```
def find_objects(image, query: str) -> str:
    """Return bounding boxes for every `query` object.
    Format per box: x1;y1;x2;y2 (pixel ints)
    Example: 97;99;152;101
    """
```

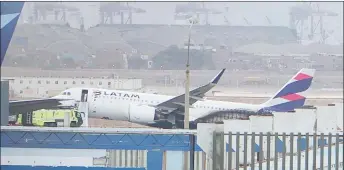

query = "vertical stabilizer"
261;68;316;112
1;2;24;65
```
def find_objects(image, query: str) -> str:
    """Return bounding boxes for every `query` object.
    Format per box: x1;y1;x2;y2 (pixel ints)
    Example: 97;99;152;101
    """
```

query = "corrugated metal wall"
107;150;147;168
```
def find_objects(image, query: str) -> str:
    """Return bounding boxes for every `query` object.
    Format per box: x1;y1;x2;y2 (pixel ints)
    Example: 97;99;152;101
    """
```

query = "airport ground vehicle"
14;109;83;127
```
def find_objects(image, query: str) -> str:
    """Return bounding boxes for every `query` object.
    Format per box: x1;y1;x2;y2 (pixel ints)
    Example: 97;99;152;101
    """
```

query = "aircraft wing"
154;69;226;113
9;98;65;114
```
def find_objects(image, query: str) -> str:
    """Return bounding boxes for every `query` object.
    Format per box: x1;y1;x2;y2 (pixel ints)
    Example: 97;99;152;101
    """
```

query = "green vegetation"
151;45;215;70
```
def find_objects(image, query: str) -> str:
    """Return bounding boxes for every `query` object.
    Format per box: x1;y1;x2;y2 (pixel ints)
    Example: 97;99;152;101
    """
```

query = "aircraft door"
81;89;88;102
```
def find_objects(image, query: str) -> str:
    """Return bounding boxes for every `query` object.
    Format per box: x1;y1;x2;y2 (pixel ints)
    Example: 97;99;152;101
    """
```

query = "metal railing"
221;132;343;170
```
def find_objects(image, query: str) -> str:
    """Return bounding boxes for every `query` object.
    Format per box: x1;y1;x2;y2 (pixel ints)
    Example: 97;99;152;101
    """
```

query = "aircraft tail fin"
210;68;226;84
261;68;316;112
1;2;24;65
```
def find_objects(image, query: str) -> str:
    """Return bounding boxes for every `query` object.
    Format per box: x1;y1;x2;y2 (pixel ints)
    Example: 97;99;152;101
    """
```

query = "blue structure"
3;127;335;170
1;127;199;151
1;127;200;170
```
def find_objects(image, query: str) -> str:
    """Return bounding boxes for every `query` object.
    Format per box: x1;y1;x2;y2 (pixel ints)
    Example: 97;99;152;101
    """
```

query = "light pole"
184;17;198;129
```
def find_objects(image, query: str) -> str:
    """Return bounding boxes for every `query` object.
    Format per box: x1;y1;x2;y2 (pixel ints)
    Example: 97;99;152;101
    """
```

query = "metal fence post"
251;132;256;170
189;134;195;170
297;133;301;170
312;133;317;170
320;133;324;169
327;133;332;170
259;132;263;170
243;132;248;170
212;131;224;170
274;133;278;170
282;133;286;170
228;132;232;170
236;132;240;170
267;132;271;170
305;133;309;170
290;133;294;170
335;133;339;170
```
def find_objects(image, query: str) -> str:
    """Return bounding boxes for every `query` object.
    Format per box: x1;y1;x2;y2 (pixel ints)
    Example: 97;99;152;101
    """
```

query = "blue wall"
147;151;163;170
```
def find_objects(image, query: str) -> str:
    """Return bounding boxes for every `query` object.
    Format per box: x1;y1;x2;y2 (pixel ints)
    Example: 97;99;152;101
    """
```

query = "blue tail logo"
261;68;316;112
1;2;24;65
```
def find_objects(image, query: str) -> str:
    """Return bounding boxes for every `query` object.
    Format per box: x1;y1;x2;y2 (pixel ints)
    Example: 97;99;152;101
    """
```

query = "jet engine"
128;104;156;124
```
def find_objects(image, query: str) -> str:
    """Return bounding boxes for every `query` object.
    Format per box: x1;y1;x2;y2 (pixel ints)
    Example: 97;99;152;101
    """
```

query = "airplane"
1;2;315;129
1;2;66;114
53;68;316;129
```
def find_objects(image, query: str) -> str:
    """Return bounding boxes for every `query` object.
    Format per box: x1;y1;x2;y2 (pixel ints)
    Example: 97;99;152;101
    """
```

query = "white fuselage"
62;88;263;125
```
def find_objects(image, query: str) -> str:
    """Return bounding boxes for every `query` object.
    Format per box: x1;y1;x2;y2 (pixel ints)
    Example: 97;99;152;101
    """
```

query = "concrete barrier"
317;106;338;133
334;103;343;131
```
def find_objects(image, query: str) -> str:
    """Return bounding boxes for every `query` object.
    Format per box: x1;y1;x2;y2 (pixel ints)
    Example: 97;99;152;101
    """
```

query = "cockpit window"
62;92;66;95
67;92;71;96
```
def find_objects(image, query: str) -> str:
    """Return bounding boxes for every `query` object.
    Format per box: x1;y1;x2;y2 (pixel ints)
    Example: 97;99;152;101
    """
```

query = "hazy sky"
21;2;343;44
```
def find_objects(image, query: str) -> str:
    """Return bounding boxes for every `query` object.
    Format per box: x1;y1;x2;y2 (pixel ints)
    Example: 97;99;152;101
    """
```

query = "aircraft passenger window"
38;80;41;84
81;81;85;84
46;81;50;84
72;81;76;84
20;90;23;94
108;82;111;85
55;81;58;84
29;80;32;84
64;81;67;84
20;80;23;84
99;82;102;85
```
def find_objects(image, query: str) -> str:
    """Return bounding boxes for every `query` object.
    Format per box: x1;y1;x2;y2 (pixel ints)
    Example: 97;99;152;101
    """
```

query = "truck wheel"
70;122;77;127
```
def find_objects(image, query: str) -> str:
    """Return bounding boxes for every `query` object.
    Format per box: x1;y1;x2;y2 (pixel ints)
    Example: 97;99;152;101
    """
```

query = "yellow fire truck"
14;109;83;127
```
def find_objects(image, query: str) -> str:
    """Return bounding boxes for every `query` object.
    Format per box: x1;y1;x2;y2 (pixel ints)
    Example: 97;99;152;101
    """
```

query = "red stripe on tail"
294;73;312;81
280;93;305;101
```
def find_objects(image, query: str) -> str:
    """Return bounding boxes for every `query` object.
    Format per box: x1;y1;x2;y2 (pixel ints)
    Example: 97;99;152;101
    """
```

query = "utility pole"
184;17;198;129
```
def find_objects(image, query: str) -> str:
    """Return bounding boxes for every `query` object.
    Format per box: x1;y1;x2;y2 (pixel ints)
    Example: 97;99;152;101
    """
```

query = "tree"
152;45;214;70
